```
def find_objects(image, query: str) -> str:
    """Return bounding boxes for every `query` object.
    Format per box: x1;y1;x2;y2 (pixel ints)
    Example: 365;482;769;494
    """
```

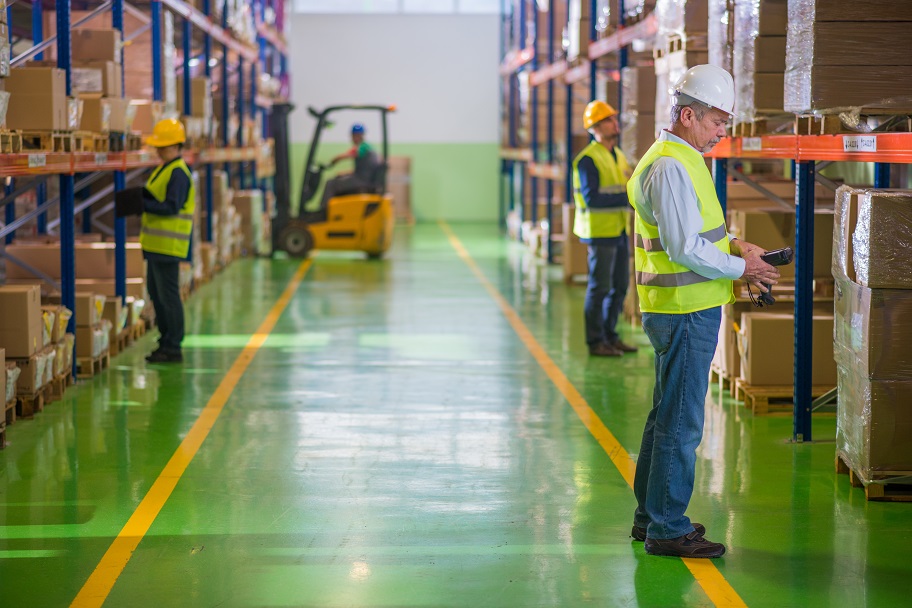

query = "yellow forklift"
270;103;396;259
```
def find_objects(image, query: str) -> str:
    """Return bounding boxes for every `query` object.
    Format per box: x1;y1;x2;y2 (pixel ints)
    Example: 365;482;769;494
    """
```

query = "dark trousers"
321;175;370;208
147;258;184;353
584;235;630;346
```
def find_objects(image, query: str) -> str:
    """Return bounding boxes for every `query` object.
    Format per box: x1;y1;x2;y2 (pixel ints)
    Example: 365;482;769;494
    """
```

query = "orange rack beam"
706;133;912;163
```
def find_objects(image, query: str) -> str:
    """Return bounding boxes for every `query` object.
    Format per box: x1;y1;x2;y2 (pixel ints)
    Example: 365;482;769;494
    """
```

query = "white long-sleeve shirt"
635;130;745;280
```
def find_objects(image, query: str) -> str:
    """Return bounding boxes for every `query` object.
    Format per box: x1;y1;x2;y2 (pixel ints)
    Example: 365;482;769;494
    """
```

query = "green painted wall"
290;143;499;222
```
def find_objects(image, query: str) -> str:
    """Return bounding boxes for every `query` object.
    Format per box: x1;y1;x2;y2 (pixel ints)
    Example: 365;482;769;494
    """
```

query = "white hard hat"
672;64;735;116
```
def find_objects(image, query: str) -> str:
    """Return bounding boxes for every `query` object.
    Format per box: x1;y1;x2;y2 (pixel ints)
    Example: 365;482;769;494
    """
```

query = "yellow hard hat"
145;118;186;148
582;100;618;130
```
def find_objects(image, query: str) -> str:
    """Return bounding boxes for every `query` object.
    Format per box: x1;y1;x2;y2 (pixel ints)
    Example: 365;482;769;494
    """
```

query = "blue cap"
351;123;366;135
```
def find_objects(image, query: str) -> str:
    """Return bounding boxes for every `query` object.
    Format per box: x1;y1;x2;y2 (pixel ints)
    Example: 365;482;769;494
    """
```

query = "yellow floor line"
439;222;747;608
71;260;313;608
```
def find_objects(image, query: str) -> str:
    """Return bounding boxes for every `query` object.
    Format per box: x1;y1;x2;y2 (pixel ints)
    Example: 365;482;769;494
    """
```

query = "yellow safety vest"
572;141;631;239
627;139;734;314
140;158;195;259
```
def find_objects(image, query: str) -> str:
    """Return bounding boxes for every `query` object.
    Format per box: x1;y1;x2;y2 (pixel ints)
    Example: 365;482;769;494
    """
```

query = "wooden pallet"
16;384;51;419
109;326;136;356
654;32;708;58
21;130;75;152
734;380;834;415
49;371;73;400
73;131;109;152
709;364;736;396
77;351;111;379
130;319;147;340
0;129;23;153
733;116;794;138
4;397;15;426
836;453;912;502
107;131;142;152
795;113;912;136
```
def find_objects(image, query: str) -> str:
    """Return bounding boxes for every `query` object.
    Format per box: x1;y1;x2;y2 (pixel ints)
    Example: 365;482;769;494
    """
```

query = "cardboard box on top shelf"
175;77;213;119
131;99;163;135
78;95;111;133
72;61;122;97
72;293;106;327
727;209;834;280
4;67;68;130
71;29;122;63
740;313;836;386
0;285;44;358
107;97;135;133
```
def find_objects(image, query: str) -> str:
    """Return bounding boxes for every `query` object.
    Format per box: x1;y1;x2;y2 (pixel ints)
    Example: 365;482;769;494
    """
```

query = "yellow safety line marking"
71;260;313;608
439;222;747;608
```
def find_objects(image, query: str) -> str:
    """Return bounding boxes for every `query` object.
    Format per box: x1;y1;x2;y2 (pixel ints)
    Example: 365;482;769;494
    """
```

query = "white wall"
288;14;500;145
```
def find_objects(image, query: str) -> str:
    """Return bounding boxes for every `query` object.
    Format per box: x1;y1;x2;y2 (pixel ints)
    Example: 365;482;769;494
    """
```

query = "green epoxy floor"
2;224;912;607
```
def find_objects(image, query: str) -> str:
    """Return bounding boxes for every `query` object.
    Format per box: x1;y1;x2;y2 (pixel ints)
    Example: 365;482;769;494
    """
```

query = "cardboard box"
78;95;111;132
0;285;44;358
175;77;213;119
750;73;785;112
107;97;135;133
75;323;108;358
754;36;787;73
621;66;657;112
785;66;912;114
131;99;163;134
14;352;45;394
73;60;122;96
0;348;5;407
757;0;788;35
740;313;837;386
71;28;122;63
852;190;912;289
102;298;127;334
562;204;589;281
76;278;146;301
834;277;912;380
4;67;68;130
728;209;834;279
833;186;860;283
796;0;912;22
74;293;106;327
4;242;145;280
837;364;912;481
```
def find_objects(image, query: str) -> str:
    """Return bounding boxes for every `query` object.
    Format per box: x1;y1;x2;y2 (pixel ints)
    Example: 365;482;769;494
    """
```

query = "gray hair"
670;97;712;126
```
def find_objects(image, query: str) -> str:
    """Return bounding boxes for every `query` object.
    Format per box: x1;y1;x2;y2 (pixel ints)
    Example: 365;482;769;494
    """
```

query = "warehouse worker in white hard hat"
572;100;638;357
626;65;780;558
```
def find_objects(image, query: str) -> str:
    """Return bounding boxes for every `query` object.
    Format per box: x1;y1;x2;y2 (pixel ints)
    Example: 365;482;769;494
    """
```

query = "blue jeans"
584;235;629;346
633;307;721;539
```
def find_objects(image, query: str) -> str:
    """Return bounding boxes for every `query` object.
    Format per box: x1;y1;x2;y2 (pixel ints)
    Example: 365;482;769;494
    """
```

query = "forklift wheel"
278;224;314;258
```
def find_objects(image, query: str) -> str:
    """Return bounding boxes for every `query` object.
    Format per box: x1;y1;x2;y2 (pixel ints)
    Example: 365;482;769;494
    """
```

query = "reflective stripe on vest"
571;142;630;239
140;158;196;259
626;139;734;314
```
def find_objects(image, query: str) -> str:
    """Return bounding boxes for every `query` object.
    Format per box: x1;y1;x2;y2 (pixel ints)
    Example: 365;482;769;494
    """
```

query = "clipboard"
114;187;145;217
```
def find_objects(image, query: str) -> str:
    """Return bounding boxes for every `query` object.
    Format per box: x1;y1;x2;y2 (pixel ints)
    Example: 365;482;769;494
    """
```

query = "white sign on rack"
28;154;46;168
843;136;877;153
742;137;762;152
95;153;108;165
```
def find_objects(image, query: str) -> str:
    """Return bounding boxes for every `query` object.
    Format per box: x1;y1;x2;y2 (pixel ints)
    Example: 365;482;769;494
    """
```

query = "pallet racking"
499;0;912;442
0;0;288;375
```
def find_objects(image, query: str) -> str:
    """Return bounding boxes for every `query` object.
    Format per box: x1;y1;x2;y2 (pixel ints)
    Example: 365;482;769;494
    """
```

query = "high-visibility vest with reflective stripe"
571;142;631;239
140;158;195;259
627;139;734;314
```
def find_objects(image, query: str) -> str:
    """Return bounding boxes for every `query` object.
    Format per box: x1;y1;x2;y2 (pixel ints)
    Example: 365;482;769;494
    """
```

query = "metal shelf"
707;133;912;163
161;0;258;62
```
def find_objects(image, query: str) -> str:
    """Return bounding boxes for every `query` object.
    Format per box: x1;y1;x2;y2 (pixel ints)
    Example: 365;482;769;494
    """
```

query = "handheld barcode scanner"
750;247;794;307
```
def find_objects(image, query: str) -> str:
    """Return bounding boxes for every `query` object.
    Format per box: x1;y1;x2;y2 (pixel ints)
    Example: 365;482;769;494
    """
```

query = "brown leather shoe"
611;339;639;353
631;523;705;542
644;531;726;558
589;342;623;357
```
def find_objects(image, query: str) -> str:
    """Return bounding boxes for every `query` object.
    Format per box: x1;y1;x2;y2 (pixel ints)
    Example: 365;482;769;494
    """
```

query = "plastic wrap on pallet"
41;309;55;348
836;361;912;485
57;307;73;340
707;0;732;73
0;90;9;127
655;0;708;38
853;189;912;289
733;0;788;122
834;276;912;380
5;364;20;403
55;342;67;377
0;40;9;78
64;333;75;370
833;185;864;282
785;0;912;113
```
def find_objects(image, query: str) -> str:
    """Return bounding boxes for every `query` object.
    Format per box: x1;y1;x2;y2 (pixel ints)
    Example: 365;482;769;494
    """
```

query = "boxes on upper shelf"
71;28;122;64
4;67;68;131
0;285;44;359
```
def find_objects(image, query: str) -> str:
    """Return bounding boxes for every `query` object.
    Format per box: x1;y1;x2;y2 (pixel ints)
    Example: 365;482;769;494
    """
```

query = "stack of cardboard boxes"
72;293;111;363
387;156;413;224
199;170;241;268
620;65;657;161
0;0;10;131
653;0;709;128
833;186;912;486
732;0;789;130
785;0;912;114
0;285;60;399
176;77;214;146
233;190;271;257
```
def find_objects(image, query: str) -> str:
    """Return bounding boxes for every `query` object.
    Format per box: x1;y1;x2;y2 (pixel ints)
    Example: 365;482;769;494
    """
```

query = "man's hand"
740;251;780;293
729;238;763;258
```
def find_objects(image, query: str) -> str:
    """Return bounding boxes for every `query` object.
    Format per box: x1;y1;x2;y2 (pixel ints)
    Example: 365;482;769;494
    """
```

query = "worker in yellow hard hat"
139;118;196;363
572;100;637;357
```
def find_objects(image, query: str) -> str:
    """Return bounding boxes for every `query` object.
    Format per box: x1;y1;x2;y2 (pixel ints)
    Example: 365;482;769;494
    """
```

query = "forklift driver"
321;123;382;206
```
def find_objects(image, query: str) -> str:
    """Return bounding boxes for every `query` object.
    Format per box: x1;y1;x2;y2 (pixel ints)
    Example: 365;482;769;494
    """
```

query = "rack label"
95;153;108;165
843;136;877;152
28;154;46;168
742;137;762;152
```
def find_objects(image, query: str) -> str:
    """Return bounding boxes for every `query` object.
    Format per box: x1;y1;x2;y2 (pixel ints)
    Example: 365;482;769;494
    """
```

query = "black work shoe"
611;339;639;353
589;342;623;357
631;523;705;542
644;531;726;558
146;350;183;363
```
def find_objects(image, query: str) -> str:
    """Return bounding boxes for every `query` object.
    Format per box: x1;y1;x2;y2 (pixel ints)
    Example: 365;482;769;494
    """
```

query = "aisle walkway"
1;224;910;607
